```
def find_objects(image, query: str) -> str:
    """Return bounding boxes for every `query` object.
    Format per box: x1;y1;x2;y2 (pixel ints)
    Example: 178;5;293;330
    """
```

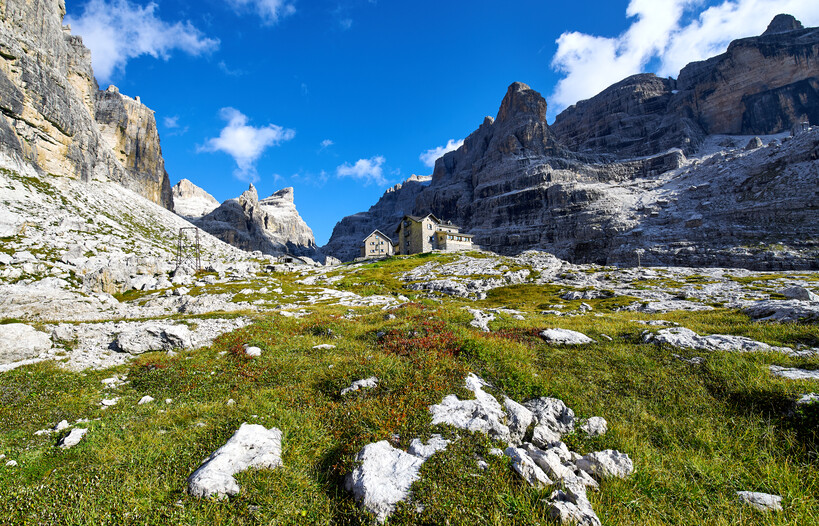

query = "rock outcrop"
0;0;173;210
172;179;220;219
550;74;704;157
325;17;819;270
552;14;819;157
95;86;173;209
195;184;323;260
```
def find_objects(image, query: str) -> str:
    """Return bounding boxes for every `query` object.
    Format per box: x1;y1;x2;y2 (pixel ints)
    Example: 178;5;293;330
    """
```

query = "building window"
427;223;432;229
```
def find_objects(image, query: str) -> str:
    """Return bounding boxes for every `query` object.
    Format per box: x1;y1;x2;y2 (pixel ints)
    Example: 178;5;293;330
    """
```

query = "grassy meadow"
0;254;817;525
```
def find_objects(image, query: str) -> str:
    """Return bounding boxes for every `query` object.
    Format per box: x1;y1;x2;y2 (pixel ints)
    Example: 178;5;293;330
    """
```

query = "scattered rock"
341;377;379;396
138;395;155;405
744;300;819;323
504;398;534;445
576;450;634;479
429;373;511;442
244;346;262;357
100;398;118;407
736;491;783;512
58;428;88;449
504;447;552;488
770;365;819;381
780;286;819;302
644;327;792;353
0;323;52;364
312;344;336;350
580;417;607;438
796;393;819;407
187;423;283;499
5;460;18;467
115;323;192;354
524;397;575;438
539;328;594;345
464;307;494;332
407;435;450;461
344;440;424;523
548;484;601;526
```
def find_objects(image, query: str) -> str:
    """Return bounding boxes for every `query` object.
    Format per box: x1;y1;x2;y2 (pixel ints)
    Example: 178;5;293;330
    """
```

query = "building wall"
361;232;394;258
436;232;475;252
396;217;474;255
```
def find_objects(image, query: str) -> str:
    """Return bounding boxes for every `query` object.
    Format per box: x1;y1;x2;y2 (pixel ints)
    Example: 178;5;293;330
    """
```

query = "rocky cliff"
95;86;173;209
324;16;819;269
551;14;819;158
0;0;173;210
172;178;220;219
195;184;324;260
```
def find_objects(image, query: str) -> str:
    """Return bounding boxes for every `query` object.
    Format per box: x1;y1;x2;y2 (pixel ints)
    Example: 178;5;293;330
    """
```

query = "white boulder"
580;417;608;438
736;491;782;512
504;447;552;488
429;374;510;442
0;323;52;364
540;329;594;345
344;440;424;523
58;428;88;449
576;450;634;479
188;423;283;499
407;434;450;461
341;377;379;396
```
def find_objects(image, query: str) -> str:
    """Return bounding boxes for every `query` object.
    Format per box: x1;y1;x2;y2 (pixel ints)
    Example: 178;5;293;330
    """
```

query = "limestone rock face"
172;179;220;219
674;18;819;136
325;17;819;269
0;0;173;210
553;16;818;156
94;86;173;209
551;74;705;157
196;184;322;260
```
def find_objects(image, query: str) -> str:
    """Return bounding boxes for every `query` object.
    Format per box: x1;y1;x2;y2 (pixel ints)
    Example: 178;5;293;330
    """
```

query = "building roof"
361;229;393;244
436;231;474;238
394;213;442;233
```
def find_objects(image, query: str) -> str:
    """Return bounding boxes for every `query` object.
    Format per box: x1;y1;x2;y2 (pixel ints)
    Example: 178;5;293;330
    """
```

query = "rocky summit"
194;184;327;262
172;179;221;219
325;17;819;269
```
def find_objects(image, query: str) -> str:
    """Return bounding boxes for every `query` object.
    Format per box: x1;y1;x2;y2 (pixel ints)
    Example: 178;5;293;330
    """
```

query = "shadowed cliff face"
552;14;819;158
325;17;819;270
0;0;173;210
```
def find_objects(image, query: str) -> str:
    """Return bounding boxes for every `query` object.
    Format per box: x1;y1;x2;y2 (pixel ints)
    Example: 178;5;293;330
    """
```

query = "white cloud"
226;0;296;25
336;156;387;186
199;108;295;182
163;116;179;129
321;139;334;148
65;0;218;83
550;0;819;112
419;139;464;168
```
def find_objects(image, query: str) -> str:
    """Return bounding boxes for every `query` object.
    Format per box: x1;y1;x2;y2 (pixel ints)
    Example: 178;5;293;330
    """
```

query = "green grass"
1;254;818;525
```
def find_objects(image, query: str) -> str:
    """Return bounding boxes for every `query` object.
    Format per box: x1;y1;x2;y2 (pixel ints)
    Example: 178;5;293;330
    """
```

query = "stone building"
360;230;394;259
394;214;475;255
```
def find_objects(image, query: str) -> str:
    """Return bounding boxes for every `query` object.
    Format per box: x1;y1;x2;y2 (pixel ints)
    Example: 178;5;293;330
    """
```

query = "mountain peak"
496;82;547;124
762;14;804;36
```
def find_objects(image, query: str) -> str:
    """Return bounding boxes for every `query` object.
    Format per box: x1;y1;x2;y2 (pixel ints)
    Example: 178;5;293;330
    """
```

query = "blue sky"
64;0;819;245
